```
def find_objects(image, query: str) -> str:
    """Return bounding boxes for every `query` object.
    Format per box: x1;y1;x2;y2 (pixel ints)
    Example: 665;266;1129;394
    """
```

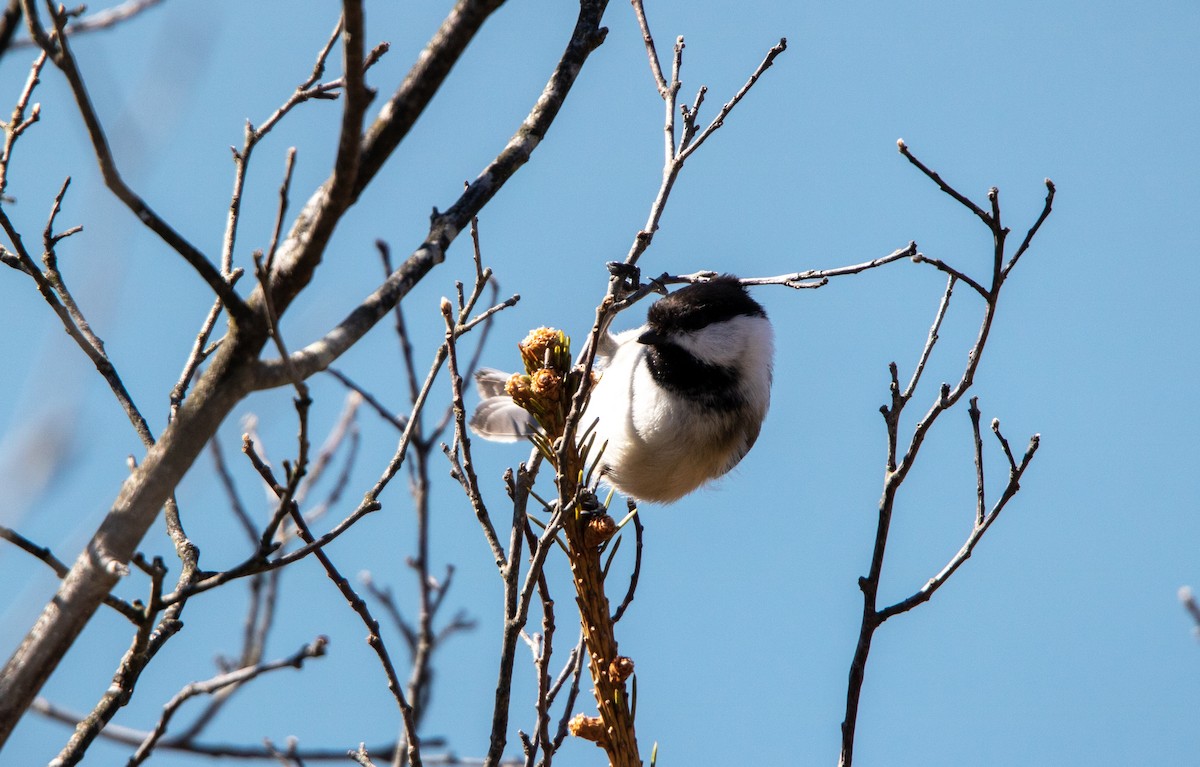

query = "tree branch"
838;143;1052;767
20;0;252;324
0;1;610;746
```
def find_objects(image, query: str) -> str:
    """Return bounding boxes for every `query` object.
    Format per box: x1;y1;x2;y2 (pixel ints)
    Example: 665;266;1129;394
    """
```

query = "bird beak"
637;329;666;345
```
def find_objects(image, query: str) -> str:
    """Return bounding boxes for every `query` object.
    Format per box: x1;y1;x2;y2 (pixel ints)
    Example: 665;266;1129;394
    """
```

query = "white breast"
581;317;773;503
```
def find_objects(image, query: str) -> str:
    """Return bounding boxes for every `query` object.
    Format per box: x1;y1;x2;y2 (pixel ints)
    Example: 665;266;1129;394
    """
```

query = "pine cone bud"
568;713;607;744
607;656;635;684
584;514;618;548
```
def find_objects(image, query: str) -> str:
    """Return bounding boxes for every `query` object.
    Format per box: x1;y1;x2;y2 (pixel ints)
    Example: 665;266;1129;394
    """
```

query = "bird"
470;275;773;503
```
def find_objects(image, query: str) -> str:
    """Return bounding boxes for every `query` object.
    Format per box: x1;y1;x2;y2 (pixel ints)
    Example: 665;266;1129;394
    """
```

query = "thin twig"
629;0;667;97
11;0;162;49
837;143;1051;767
0;47;46;196
23;0;251;323
876;429;1040;621
897;138;991;226
1004;178;1056;278
901;274;956;402
678;37;787;162
128;638;328;766
0;525;140;622
244;424;424;767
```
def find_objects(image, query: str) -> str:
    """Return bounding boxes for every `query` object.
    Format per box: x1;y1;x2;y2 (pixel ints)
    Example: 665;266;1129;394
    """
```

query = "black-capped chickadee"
470;276;773;503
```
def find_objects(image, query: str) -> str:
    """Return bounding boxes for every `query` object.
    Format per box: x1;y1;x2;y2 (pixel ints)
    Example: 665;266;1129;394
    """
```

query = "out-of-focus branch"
0;525;140;622
1180;587;1200;638
127;638;328;766
252;0;607;391
0;0;22;60
0;46;44;197
20;0;252;324
0;0;610;749
10;0;163;50
36;697;495;764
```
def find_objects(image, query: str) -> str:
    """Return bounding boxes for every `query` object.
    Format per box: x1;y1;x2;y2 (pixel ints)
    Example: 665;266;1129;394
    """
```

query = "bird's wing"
474;368;512;398
469;398;536;442
470;323;637;442
470;368;536;442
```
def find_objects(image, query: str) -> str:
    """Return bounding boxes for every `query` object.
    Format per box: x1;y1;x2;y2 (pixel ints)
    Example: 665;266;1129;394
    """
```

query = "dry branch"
0;0;611;747
837;144;1052;767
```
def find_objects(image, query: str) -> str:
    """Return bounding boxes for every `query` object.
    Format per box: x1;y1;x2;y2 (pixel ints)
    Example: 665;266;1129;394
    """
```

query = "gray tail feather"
469;397;536;442
474;368;512;398
470;368;536;441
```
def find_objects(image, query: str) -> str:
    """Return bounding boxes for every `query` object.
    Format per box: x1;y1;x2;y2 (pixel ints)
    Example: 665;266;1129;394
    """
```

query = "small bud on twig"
584;514;618;548
608;655;635;684
568;713;608;745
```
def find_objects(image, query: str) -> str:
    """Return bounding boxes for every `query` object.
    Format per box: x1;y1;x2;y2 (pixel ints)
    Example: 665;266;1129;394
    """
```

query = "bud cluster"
505;326;576;439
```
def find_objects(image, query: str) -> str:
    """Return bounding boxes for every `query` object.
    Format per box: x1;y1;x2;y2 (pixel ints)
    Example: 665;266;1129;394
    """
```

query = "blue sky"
1;1;1198;765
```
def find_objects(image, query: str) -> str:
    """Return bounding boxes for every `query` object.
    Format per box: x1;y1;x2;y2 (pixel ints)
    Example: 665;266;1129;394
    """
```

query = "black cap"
644;275;766;336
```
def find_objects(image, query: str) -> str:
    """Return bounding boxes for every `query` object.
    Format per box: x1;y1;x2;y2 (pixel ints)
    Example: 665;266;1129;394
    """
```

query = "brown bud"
607;656;635;684
568;713;607;745
504;373;533;403
518;327;562;373
584;514;618;548
530;368;561;399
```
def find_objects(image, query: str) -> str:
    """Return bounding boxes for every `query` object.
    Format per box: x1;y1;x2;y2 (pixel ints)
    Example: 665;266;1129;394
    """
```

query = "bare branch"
901;274;956;402
128;638;328;766
11;0;162;49
629;0;667;97
442;293;508;571
877;428;1040;621
911;252;989;298
0;525;141;622
36;698;475;763
897;138;991;226
736;242;919;288
327;367;408;431
0;203;155;447
838;145;1053;767
678;37;787;161
970;397;986;526
1004;178;1056;278
21;0;251;323
0;47;45;196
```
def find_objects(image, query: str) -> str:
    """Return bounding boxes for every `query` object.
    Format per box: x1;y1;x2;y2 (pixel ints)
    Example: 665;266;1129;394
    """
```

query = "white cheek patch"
672;315;774;370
